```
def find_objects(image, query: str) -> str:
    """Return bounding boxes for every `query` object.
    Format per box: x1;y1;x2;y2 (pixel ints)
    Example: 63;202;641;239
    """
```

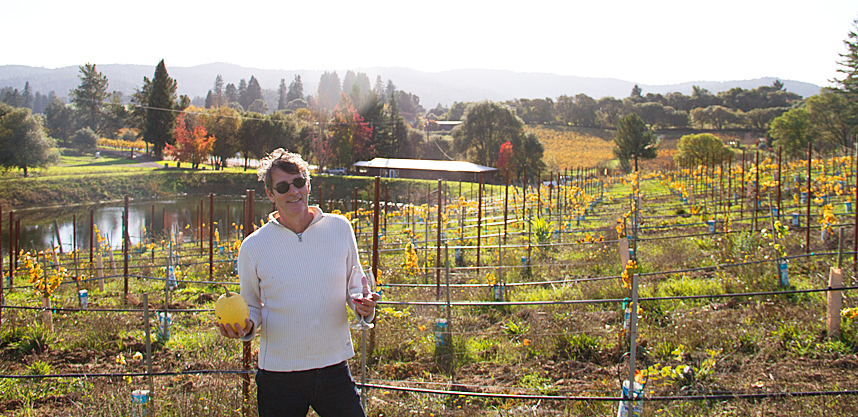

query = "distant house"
425;120;462;132
352;158;497;182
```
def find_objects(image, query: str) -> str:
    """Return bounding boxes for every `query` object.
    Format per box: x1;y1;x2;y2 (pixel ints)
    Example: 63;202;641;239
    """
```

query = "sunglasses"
273;177;307;194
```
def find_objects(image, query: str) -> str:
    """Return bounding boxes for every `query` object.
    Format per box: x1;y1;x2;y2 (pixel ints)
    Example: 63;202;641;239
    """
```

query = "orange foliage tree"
166;113;216;169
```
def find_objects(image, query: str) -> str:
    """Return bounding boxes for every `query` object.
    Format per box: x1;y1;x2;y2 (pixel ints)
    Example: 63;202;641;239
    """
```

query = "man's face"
265;167;310;219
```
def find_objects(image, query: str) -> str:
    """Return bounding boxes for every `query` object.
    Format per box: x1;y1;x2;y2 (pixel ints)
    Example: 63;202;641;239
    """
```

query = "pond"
1;194;278;258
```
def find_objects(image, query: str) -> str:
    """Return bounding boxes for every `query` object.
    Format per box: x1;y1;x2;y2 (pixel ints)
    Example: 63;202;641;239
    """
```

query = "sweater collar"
267;206;324;229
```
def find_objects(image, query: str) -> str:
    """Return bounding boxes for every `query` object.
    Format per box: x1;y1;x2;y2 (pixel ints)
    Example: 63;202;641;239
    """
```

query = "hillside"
1;63;823;108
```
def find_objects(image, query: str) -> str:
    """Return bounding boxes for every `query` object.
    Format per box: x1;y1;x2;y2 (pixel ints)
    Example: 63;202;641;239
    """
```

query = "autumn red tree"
166;113;215;169
327;98;373;168
497;140;516;175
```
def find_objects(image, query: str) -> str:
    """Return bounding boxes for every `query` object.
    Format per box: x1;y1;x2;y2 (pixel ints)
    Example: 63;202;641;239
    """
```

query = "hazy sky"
3;0;857;87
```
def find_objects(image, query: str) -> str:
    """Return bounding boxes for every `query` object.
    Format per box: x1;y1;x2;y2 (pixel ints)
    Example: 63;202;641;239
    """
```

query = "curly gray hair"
257;148;311;192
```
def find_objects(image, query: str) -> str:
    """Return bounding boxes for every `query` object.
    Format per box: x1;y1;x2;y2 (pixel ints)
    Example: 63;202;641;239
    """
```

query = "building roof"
352;158;497;173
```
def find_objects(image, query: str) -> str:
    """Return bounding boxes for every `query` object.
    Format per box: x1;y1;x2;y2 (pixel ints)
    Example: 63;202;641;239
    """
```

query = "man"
217;148;379;416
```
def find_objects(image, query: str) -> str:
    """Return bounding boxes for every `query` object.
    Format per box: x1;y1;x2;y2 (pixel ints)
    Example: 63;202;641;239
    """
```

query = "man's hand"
217;319;254;338
353;293;380;318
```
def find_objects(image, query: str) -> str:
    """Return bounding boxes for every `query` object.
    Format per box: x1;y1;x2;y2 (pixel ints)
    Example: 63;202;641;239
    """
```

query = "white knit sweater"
238;206;368;372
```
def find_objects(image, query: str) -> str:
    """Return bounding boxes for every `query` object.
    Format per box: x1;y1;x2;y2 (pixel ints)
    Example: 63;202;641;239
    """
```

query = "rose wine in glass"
351;270;375;330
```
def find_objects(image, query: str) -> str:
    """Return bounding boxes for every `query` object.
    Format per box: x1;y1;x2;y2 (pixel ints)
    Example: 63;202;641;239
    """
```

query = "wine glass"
350;269;375;330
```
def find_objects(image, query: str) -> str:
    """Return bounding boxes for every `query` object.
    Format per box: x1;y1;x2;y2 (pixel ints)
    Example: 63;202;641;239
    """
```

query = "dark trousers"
256;361;365;417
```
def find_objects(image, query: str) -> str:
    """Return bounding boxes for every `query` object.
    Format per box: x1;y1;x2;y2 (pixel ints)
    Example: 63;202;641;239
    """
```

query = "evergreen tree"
205;90;214;108
33;91;49;114
385;80;396;101
213;74;224;107
102;92;128;138
286;75;303;103
374;76;385;104
70;63;109;134
362;92;389;156
278;78;288;111
242;76;264;110
832;15;858;128
612;113;658;172
43;95;74;145
128;78;151;144
2;89;20;107
238;79;248;107
317;72;341;113
145;60;178;159
21;82;34;110
342;71;357;95
225;83;238;105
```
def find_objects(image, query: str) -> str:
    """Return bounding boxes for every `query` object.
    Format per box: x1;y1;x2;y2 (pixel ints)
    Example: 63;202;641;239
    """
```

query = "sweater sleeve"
238;232;263;342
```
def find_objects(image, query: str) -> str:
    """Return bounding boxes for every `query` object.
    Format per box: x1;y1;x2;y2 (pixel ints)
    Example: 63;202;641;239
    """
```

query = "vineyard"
2;147;858;416
529;126;615;172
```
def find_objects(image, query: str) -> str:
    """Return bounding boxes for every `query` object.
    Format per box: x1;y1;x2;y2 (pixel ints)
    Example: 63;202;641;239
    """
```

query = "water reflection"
2;195;276;257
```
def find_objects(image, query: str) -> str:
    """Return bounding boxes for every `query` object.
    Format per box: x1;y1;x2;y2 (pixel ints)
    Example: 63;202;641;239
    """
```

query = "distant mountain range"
0;63;824;108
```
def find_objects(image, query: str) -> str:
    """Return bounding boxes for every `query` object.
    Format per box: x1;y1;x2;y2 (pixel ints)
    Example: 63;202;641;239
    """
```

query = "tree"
497;140;515;175
316;72;342;113
805;92;853;149
70;63;109;134
213;74;224;108
145;60;178;159
769;108;817;158
515;131;545;180
286;75;304;103
237;112;301;168
102;92;128;138
690;86;719;109
248;98;269;114
225;83;239;105
745;107;788;130
241;76;264;110
452;101;525;167
442;101;469;121
831;15;858;128
43;95;74;145
0;103;59;176
327;99;373;167
633;102;667;128
278;79;288;111
666;92;692;112
342;71;357;96
673;133;733;168
385;80;396;102
71;127;99;152
373;76;386;103
166;112;215;169
2;88;21;107
200;106;241;169
21;82;34;110
596;97;625;128
613;113;658;172
629;84;644;103
33;91;50;115
692;105;740;130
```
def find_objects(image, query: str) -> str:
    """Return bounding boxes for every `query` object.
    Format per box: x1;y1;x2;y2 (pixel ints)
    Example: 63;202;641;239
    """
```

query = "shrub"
72;127;99;152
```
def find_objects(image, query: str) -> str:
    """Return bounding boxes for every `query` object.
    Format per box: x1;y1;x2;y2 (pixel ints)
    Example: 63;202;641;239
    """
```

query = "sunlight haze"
2;0;857;87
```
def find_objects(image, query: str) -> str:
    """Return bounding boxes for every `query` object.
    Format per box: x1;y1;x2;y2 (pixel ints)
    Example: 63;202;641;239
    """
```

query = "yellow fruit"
215;290;249;329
